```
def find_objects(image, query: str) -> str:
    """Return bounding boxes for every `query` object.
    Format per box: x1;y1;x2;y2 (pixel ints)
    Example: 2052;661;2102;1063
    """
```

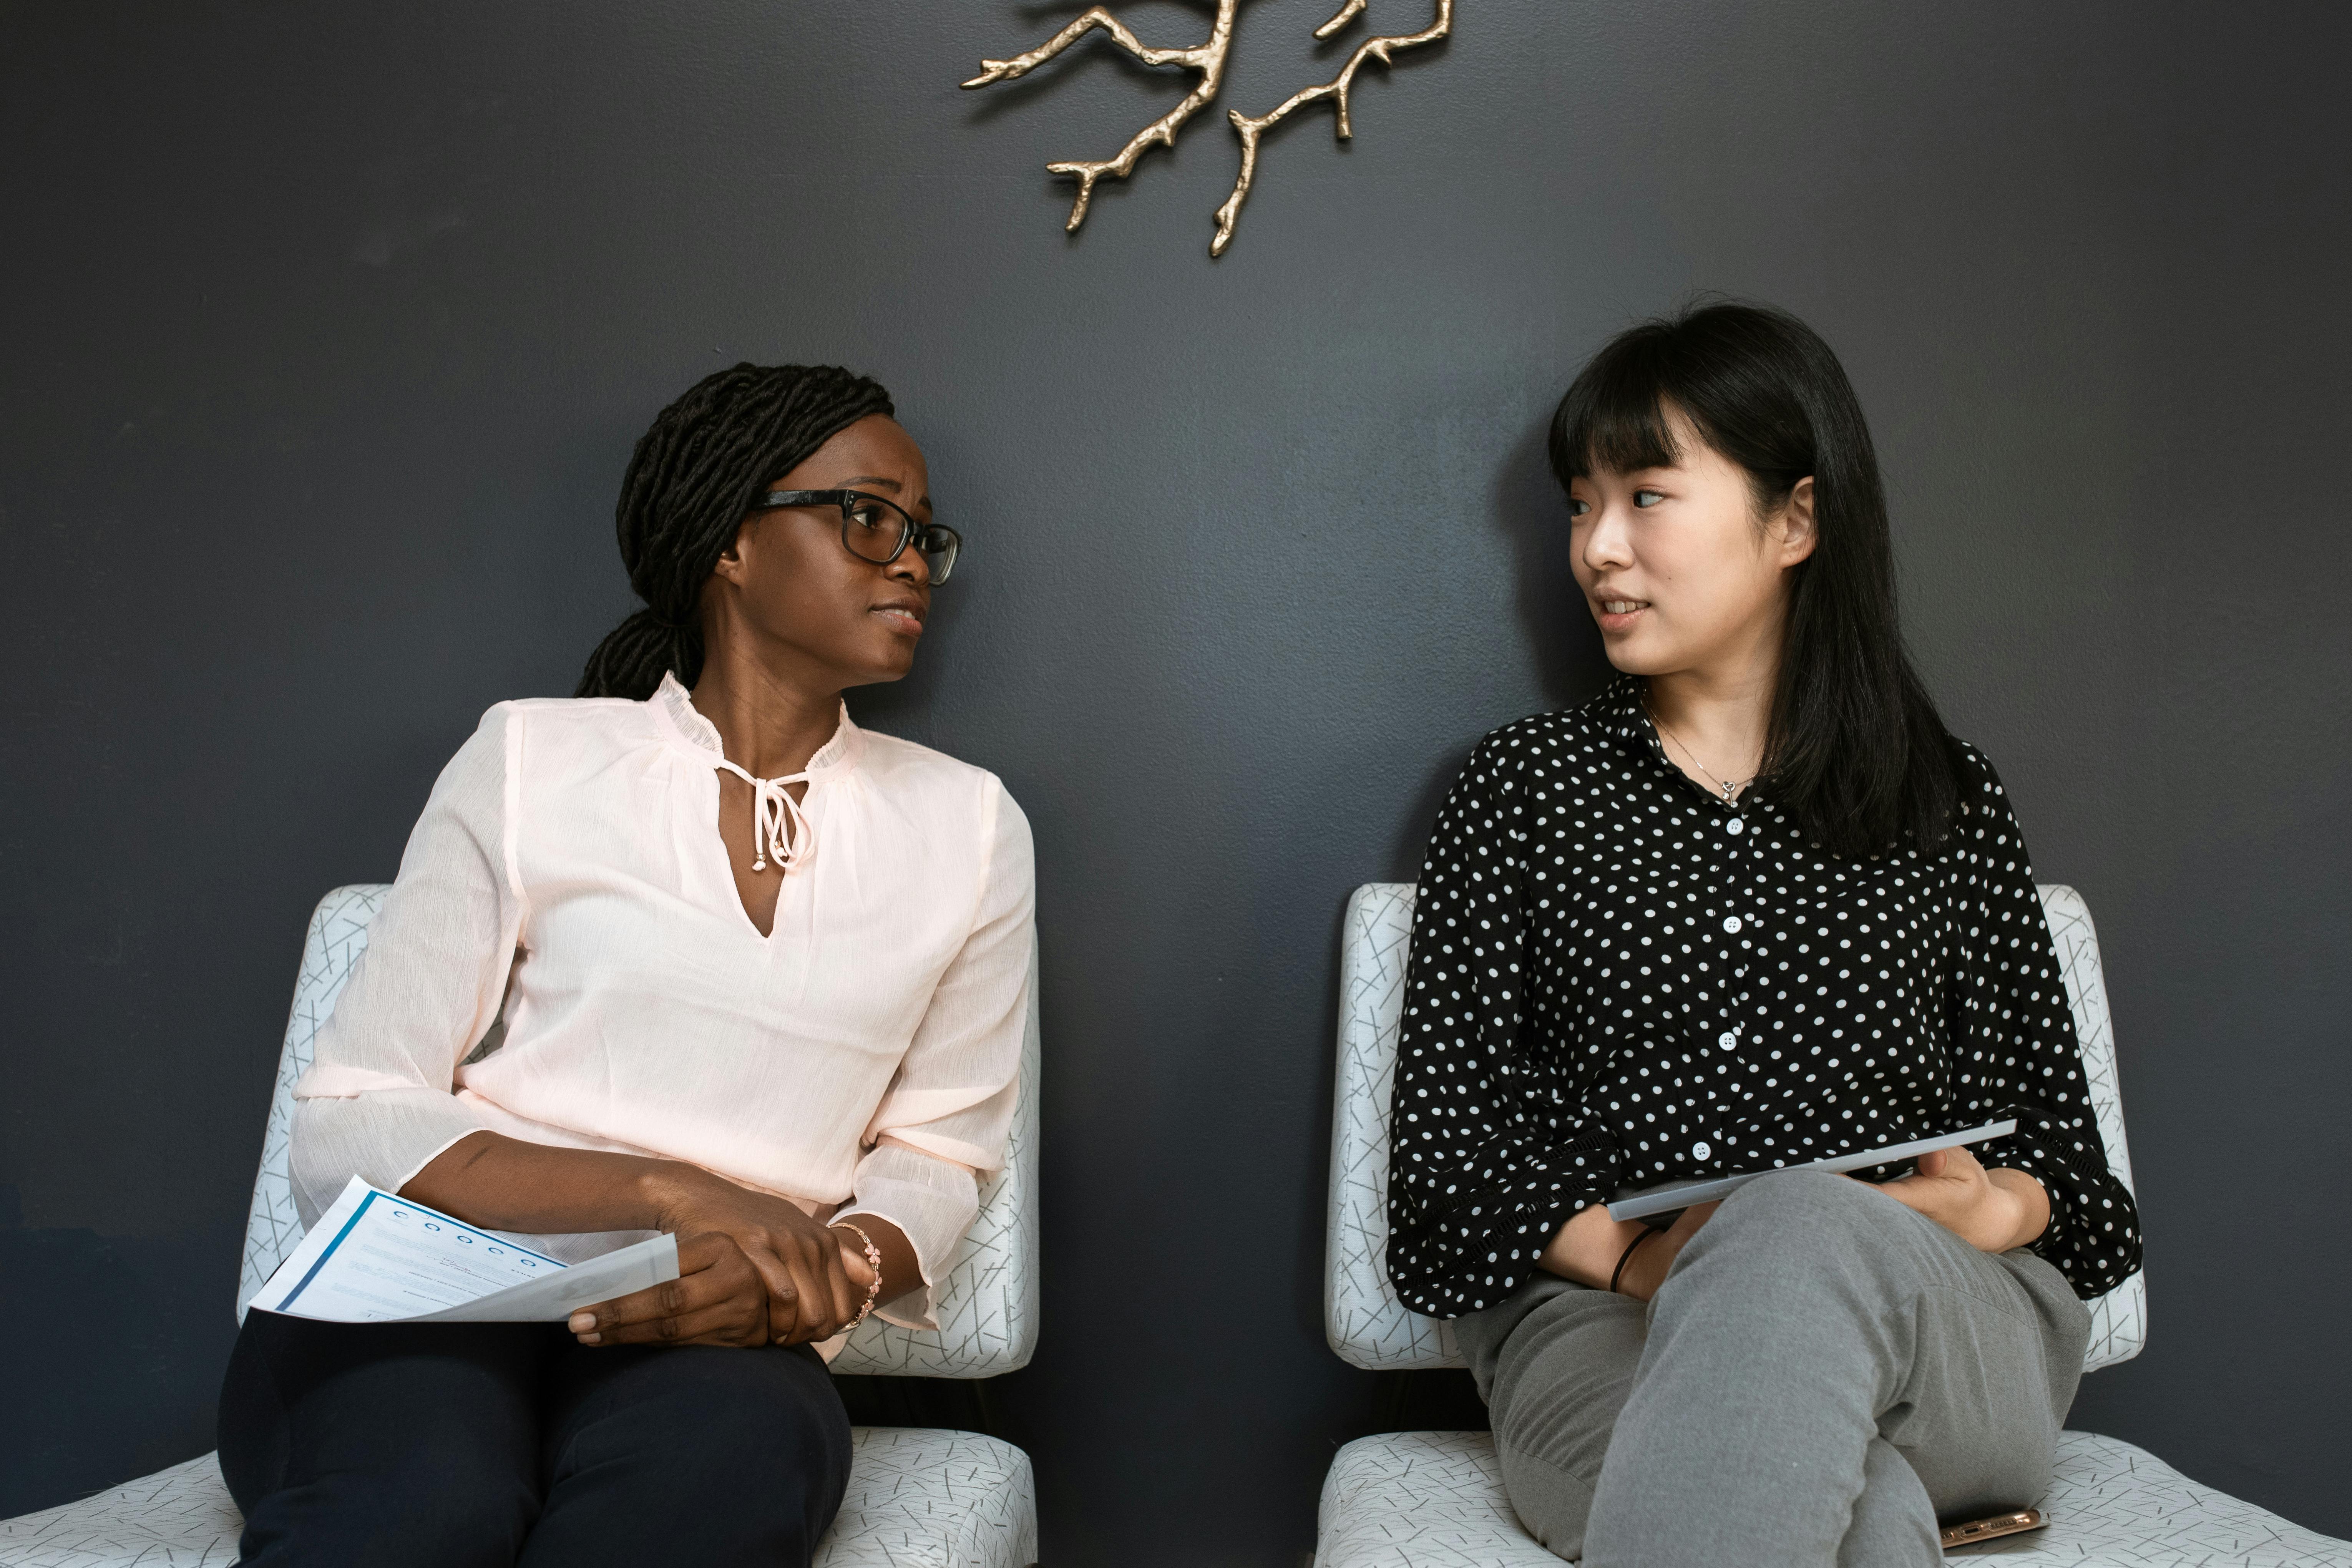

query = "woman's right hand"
568;1169;859;1348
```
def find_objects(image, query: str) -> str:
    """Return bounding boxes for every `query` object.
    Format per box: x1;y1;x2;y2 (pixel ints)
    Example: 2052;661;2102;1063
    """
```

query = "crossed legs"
1458;1170;2091;1566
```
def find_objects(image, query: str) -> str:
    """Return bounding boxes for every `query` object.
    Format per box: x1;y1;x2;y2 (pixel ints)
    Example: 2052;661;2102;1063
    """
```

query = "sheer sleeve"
288;705;522;1226
834;778;1034;1329
1944;748;2143;1298
1386;730;1620;1317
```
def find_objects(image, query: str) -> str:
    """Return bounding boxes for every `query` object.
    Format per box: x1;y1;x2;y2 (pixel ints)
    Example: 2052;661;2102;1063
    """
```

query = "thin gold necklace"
1645;696;1755;803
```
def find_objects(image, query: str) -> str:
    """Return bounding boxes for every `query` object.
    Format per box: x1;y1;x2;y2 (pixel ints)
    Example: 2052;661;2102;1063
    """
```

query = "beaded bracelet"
831;1220;884;1331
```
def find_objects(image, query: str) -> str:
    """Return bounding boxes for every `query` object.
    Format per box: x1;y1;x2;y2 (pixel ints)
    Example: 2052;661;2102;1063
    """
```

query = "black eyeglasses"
754;490;961;584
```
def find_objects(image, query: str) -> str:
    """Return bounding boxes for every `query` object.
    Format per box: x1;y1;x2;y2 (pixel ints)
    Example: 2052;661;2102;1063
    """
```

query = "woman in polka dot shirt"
1388;302;2141;1565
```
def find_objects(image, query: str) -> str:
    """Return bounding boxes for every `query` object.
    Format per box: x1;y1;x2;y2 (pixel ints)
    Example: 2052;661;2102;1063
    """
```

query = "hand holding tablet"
1605;1121;2020;1223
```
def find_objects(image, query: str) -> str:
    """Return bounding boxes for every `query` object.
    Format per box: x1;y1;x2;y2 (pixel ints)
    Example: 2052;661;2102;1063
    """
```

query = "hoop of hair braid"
575;363;896;700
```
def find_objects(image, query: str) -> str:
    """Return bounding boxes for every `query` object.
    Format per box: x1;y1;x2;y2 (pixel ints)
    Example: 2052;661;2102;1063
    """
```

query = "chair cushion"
823;1428;1039;1568
1314;1430;2347;1567
1947;1431;2349;1564
1318;1430;1559;1568
0;1454;239;1568
0;1429;1036;1568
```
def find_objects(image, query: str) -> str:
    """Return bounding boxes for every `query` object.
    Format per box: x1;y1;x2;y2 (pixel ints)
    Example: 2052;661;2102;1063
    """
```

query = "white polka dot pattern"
1388;680;2143;1316
1325;880;2147;1375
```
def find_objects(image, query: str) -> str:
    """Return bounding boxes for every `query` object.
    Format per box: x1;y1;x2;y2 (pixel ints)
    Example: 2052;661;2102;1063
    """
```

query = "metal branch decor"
965;1;1454;256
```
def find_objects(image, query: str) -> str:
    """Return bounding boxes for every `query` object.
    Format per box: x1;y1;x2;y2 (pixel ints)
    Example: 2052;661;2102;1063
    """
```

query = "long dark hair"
576;362;895;699
1549;300;1959;858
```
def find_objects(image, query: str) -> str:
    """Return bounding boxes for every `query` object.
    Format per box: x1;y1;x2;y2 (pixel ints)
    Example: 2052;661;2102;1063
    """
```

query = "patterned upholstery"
833;952;1041;1379
820;1429;1039;1568
235;884;386;1314
0;1456;242;1568
2037;886;2147;1374
1325;883;1460;1371
4;886;1040;1566
1315;1430;2350;1568
1318;1433;1555;1568
1324;882;2146;1374
1318;883;2345;1566
0;1428;1037;1568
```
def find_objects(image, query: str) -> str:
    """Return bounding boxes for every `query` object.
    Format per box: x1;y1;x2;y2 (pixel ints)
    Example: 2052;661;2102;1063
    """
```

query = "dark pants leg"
523;1336;852;1568
218;1311;853;1568
219;1314;545;1568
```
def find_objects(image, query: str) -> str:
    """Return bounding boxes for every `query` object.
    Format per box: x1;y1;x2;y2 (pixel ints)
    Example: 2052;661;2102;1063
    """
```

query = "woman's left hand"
1872;1146;2050;1253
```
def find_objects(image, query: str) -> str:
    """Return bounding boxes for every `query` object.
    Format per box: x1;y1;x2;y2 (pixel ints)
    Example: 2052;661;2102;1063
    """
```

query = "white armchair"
2;884;1043;1568
1315;882;2345;1567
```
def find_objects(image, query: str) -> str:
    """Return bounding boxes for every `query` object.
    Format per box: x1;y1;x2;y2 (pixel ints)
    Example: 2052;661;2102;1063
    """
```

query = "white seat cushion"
1315;1430;2347;1568
822;1428;1038;1568
1318;1431;1557;1568
0;1428;1036;1568
0;1454;240;1568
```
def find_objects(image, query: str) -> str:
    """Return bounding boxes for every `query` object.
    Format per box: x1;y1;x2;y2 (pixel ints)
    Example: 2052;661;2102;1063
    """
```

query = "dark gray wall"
3;0;2346;1555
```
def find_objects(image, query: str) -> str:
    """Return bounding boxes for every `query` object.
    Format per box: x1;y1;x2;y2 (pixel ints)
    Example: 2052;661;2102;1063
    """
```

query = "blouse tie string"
714;758;816;874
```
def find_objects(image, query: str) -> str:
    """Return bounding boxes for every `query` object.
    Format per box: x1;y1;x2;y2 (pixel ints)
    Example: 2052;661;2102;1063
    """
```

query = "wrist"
830;1223;880;1290
636;1160;714;1233
1609;1227;1659;1294
1622;1229;1682;1298
1985;1168;2050;1250
1540;1203;1653;1289
830;1220;885;1328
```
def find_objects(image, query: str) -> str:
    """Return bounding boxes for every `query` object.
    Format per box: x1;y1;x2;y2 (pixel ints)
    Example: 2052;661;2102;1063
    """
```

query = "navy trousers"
217;1311;852;1568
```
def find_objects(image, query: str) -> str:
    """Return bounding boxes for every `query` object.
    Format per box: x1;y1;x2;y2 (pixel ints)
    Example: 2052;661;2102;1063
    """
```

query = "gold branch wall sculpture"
1213;0;1452;255
964;2;1454;256
963;4;1241;235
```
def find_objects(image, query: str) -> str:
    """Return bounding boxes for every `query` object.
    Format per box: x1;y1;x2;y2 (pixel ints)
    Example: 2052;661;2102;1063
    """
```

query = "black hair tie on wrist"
1610;1227;1659;1295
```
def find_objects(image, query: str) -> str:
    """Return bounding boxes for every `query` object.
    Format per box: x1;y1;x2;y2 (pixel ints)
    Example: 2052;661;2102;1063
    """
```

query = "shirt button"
1722;915;1743;934
1693;1141;1713;1161
1718;1030;1738;1050
1725;818;1744;835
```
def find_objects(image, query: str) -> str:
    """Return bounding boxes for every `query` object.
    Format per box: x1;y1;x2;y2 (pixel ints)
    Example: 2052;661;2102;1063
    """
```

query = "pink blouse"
290;673;1034;1330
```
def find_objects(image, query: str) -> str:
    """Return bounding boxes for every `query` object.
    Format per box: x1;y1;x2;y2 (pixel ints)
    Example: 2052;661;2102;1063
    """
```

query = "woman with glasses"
1388;305;2139;1566
216;364;1029;1568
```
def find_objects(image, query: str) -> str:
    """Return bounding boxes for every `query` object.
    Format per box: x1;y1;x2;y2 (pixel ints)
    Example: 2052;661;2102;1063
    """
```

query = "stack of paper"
247;1176;679;1324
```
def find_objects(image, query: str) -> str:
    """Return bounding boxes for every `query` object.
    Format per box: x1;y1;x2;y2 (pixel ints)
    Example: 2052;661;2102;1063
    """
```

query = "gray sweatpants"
1454;1169;2092;1566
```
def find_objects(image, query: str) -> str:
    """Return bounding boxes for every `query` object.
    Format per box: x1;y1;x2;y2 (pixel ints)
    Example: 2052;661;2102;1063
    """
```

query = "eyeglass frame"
752;489;961;583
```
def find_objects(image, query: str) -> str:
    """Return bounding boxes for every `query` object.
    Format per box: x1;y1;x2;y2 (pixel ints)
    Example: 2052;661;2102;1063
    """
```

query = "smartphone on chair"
1939;1508;2046;1551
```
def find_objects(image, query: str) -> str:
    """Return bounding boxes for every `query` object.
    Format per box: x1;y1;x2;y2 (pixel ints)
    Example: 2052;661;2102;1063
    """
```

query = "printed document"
1606;1120;2020;1223
247;1176;679;1323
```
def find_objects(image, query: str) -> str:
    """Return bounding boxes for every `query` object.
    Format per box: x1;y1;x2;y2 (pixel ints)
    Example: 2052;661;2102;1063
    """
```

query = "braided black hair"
575;362;896;699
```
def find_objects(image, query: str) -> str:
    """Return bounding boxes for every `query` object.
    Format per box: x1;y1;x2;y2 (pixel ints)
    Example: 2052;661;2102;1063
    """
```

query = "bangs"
1547;329;1687;483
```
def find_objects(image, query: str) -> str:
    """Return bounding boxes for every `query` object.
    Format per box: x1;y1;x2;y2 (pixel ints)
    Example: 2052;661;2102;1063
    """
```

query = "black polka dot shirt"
1387;677;2143;1314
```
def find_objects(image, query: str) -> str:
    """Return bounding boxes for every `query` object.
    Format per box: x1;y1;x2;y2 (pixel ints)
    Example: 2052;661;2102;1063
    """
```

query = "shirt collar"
646;671;865;778
1598;673;1736;807
1598;673;1657;753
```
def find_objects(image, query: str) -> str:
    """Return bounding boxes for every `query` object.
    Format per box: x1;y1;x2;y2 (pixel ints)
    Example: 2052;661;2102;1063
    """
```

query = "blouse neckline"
647;671;866;778
647;671;864;878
